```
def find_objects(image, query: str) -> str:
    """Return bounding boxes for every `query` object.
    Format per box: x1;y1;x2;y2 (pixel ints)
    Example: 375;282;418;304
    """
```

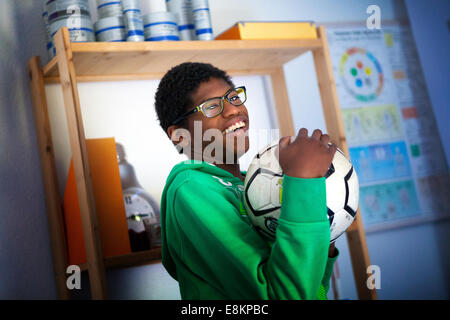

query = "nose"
221;99;242;118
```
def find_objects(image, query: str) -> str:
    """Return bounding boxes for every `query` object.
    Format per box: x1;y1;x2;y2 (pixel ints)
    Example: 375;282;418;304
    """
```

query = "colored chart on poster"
327;28;399;108
359;180;421;226
339;47;384;102
341;104;403;145
349;141;411;184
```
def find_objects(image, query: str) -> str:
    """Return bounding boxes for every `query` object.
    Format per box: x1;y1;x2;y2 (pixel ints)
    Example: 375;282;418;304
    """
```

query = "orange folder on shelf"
215;21;318;40
62;138;131;265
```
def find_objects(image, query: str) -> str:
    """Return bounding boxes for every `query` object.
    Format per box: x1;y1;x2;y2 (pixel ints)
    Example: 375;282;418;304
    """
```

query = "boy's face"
184;77;250;163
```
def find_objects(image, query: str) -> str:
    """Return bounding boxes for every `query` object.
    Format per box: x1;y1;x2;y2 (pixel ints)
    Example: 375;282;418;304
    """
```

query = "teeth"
224;121;245;134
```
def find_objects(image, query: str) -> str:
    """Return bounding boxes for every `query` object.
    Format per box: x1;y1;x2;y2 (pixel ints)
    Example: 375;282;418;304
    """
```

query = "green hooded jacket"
160;160;338;299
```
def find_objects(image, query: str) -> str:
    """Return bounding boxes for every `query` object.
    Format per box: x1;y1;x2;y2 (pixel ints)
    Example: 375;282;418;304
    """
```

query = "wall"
404;0;450;169
0;0;57;299
0;0;448;299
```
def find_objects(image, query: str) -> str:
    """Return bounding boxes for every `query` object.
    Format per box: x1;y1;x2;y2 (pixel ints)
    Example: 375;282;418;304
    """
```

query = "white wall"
1;0;448;299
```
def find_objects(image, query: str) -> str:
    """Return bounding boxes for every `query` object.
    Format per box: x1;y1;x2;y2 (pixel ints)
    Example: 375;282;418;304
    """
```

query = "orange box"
62;137;131;265
215;21;318;40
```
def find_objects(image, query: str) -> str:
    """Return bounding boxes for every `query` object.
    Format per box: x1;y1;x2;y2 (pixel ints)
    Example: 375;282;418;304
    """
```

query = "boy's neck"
215;163;244;182
190;152;244;181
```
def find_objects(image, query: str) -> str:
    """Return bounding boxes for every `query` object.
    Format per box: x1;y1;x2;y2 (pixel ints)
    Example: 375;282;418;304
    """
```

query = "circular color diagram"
339;47;384;102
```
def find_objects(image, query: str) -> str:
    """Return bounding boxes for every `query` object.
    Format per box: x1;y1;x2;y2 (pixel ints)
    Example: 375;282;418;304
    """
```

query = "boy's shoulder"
166;161;221;189
165;160;243;197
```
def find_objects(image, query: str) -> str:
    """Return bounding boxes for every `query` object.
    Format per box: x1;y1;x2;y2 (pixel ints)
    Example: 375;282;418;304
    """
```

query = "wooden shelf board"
79;247;162;271
43;39;322;80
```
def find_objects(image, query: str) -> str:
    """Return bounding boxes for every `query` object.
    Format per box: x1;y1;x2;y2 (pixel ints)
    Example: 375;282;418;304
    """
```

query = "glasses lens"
227;87;246;106
201;99;223;117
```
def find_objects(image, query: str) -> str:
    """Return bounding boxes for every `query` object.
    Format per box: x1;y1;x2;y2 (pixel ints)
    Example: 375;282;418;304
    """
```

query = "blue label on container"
192;8;209;13
179;24;195;31
124;9;141;14
144;21;177;28
97;1;121;9
196;28;213;35
146;35;179;41
127;30;144;37
51;27;94;37
95;25;125;36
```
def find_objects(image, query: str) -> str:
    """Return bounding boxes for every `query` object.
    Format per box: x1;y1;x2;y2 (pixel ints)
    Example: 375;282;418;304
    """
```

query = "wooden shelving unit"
27;26;377;300
79;247;162;272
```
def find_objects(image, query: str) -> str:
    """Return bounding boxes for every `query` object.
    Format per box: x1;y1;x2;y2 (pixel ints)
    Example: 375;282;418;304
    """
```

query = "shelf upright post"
268;67;296;138
27;56;71;300
312;26;378;300
53;28;108;299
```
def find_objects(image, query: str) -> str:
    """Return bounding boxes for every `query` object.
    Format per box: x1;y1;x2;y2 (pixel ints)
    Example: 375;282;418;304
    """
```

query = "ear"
167;125;180;143
167;125;192;155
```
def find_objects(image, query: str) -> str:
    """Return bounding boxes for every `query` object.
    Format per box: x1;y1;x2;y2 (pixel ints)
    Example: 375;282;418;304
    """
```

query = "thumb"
278;136;291;149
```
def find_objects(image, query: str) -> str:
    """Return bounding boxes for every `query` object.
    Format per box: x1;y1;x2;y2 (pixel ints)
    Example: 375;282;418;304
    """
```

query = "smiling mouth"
223;120;246;135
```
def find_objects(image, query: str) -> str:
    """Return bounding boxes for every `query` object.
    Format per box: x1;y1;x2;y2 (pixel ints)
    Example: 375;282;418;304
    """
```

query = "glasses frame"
171;86;247;125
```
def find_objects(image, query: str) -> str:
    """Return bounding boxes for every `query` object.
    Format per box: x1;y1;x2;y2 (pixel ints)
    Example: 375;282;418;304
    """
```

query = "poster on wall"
325;21;449;232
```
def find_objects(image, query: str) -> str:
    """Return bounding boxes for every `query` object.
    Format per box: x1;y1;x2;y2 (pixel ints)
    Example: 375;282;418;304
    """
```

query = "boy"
155;62;338;299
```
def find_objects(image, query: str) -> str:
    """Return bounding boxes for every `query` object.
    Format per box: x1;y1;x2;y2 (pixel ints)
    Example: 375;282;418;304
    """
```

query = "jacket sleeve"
321;249;339;295
166;173;331;299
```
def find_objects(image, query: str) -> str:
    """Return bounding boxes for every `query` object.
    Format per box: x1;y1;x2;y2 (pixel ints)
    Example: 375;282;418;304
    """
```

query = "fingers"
320;133;330;146
311;129;322;140
294;128;335;152
278;136;291;149
298;128;308;137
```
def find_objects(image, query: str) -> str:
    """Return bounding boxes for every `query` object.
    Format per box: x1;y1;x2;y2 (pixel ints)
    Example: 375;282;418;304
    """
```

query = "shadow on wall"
436;221;450;296
0;0;56;298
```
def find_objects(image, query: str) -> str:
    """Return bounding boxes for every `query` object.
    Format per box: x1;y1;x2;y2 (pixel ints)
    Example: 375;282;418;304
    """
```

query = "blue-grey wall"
404;0;450;168
0;0;56;299
0;0;448;299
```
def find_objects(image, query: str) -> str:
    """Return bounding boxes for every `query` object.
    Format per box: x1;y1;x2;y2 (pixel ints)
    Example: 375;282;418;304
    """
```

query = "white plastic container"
48;0;95;43
192;0;213;40
166;0;195;41
143;12;179;41
42;2;56;58
96;0;123;18
143;0;167;13
94;16;126;41
47;0;90;23
122;0;145;41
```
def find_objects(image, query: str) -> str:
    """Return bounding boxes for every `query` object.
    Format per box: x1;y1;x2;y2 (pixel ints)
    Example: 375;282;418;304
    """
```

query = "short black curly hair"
155;62;234;134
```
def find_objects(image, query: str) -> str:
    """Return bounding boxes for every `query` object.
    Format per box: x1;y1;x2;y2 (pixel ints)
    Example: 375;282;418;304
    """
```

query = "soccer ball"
244;138;359;243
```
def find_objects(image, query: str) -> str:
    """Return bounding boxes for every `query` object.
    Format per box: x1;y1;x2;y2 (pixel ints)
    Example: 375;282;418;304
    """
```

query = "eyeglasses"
172;86;247;125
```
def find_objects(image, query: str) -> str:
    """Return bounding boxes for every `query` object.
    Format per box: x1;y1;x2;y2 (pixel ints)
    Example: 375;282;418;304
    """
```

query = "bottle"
122;0;145;41
192;0;213;40
143;11;180;41
116;143;161;251
166;0;196;40
96;0;123;18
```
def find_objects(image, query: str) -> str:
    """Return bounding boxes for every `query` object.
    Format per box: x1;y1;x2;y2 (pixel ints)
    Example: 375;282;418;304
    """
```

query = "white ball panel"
247;174;274;210
270;176;283;207
330;208;354;241
326;174;346;211
332;149;352;176
346;168;360;212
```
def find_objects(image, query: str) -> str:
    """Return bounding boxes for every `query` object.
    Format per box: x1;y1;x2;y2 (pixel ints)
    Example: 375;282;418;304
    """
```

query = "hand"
278;128;337;179
328;242;337;258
